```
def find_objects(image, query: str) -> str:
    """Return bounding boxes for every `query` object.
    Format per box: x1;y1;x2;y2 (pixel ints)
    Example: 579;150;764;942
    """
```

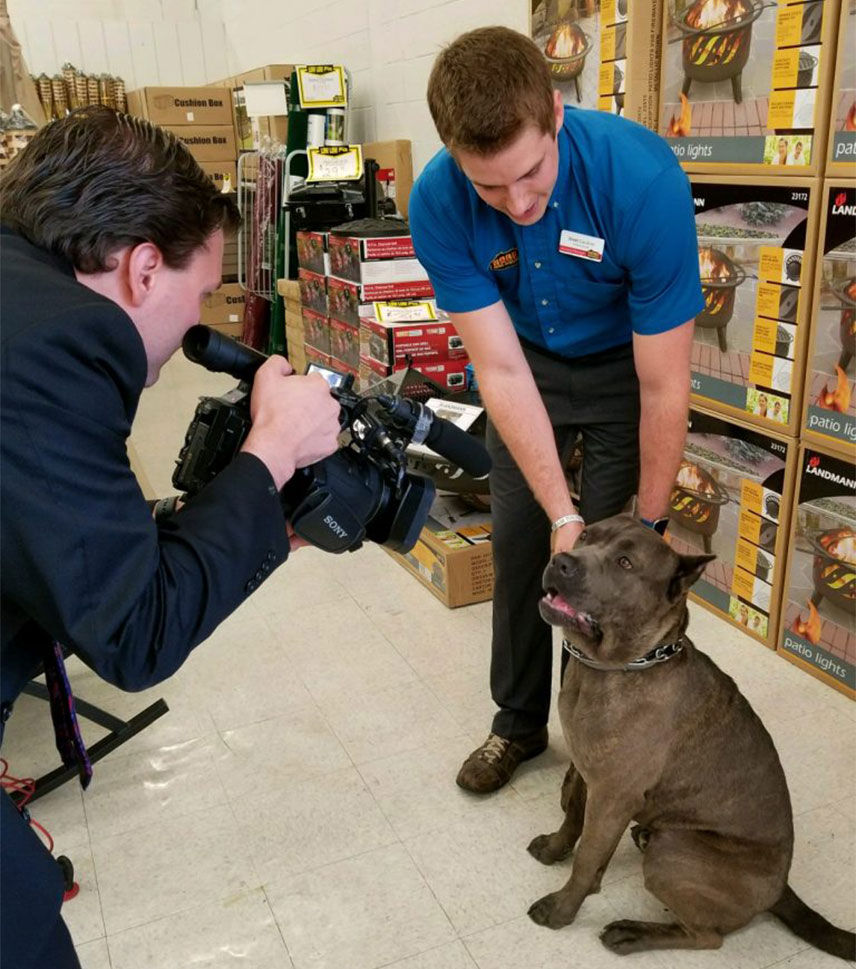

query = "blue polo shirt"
409;107;703;358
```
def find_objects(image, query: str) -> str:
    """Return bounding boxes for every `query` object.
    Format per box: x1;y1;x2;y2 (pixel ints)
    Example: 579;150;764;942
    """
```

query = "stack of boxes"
295;224;470;391
652;0;854;698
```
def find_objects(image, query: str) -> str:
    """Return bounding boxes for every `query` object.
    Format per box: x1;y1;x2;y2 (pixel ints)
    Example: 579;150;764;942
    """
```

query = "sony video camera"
173;325;490;554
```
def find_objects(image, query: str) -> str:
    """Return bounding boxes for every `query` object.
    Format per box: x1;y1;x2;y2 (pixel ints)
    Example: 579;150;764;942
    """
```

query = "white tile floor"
3;354;855;969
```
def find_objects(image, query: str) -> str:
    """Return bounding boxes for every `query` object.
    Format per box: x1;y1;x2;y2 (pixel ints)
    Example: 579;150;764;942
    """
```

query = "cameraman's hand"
241;356;341;490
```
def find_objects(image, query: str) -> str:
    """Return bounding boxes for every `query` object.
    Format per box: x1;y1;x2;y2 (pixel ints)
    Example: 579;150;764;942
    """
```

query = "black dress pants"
488;341;641;739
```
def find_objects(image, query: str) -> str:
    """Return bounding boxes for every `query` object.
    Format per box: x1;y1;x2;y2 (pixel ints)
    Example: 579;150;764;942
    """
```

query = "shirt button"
541;298;549;306
548;327;555;334
552;202;559;209
534;261;541;269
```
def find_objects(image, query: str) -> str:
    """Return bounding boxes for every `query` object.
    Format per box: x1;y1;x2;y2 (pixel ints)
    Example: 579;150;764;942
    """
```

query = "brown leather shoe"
456;727;549;793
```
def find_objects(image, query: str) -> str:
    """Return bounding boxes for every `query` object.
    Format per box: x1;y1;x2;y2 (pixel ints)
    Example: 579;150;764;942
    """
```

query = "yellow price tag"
749;352;775;386
775;6;804;46
735;539;759;575
601;26;616;62
759;248;784;283
768;91;797;129
739;510;762;545
732;567;756;601
771;49;800;89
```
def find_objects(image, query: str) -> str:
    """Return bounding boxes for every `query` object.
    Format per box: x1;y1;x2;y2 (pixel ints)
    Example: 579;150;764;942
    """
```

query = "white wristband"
551;513;585;533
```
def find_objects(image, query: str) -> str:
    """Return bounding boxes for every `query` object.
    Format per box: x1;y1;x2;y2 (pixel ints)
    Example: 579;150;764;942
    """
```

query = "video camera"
173;325;491;554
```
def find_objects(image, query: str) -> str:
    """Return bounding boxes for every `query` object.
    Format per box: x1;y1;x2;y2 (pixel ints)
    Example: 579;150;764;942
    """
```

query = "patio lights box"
688;175;822;435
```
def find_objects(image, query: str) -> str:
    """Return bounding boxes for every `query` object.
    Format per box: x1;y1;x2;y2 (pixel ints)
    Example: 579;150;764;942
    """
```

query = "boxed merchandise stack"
777;445;854;698
658;0;838;175
687;175;822;436
826;0;856;174
668;408;798;648
125;86;237;188
276;278;306;375
530;0;664;127
801;180;856;454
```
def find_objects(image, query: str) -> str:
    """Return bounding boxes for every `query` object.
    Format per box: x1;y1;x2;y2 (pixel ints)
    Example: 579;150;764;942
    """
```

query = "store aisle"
3;354;854;969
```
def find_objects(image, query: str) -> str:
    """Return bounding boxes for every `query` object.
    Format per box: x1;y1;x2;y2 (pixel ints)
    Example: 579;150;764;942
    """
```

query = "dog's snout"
553;552;580;578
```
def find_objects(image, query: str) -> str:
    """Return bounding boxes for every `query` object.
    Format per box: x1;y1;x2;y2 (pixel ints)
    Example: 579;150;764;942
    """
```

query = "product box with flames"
667;407;797;648
530;0;664;127
826;0;856;175
329;317;360;372
688;175;821;435
296;231;329;276
327;275;435;324
360;354;470;392
297;268;327;316
802;181;856;454
659;0;838;175
301;307;330;355
778;444;855;698
384;493;493;608
327;232;430;287
360;304;466;369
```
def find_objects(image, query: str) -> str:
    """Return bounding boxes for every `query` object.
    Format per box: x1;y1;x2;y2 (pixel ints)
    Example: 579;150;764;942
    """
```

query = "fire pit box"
530;0;664;129
660;0;838;175
669;408;796;650
778;444;856;699
801;181;856;455
826;0;856;177
690;175;821;438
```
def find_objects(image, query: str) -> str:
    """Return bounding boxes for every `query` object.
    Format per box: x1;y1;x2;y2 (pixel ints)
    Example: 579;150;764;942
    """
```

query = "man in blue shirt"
409;26;703;793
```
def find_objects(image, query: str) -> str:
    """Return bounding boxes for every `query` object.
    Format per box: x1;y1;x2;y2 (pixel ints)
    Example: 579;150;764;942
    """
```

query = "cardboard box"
208;322;244;339
802;179;856;454
126;86;232;126
362;140;414;218
360;317;466;368
212;65;294;152
222;236;239;282
384;494;494;607
329;316;360;371
659;0;838;175
162;124;237;162
197;159;237;193
302;307;330;354
296;231;329;275
688;174;822;435
304;346;333;370
825;0;856;176
530;0;664;128
327;233;423;284
297;268;327;315
777;443;855;698
199;283;245;326
667;406;798;649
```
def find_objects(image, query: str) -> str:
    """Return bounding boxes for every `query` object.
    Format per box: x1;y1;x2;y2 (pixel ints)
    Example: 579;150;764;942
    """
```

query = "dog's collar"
562;637;686;672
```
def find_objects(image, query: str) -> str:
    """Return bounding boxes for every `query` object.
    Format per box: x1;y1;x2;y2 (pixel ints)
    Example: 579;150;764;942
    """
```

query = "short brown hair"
0;106;240;273
427;26;556;156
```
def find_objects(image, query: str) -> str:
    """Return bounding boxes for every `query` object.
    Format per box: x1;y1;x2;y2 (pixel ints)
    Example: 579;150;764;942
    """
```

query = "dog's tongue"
544;592;593;635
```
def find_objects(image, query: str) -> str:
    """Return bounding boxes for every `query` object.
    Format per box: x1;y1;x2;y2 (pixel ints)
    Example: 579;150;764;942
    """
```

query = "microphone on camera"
376;396;491;479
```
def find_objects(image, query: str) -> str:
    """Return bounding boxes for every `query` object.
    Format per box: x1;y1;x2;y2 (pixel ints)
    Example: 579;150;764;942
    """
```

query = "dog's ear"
669;552;716;601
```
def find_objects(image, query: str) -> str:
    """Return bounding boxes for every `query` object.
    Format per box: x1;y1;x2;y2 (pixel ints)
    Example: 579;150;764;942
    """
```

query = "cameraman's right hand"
240;356;341;490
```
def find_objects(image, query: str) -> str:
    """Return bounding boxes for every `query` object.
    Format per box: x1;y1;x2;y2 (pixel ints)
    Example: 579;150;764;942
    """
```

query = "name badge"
559;229;605;262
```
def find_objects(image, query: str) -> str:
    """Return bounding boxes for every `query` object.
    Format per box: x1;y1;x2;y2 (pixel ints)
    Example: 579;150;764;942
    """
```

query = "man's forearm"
479;368;574;523
636;382;690;521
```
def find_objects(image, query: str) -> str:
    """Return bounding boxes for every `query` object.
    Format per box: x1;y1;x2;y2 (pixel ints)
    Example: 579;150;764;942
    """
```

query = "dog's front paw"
527;891;576;929
527;833;572;865
599;919;647;954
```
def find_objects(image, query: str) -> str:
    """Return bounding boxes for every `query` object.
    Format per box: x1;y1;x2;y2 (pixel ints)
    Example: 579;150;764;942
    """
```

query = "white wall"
8;0;229;89
10;0;529;176
219;0;529;174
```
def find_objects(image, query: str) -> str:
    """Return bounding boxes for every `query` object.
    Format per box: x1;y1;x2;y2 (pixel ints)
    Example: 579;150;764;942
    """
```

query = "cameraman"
0;107;341;968
409;27;703;794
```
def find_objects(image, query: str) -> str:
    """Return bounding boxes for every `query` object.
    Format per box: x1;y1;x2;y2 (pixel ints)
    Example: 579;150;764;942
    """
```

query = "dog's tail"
769;884;856;961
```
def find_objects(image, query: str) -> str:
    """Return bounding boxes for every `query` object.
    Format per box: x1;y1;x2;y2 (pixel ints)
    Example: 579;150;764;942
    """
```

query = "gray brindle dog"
529;514;855;960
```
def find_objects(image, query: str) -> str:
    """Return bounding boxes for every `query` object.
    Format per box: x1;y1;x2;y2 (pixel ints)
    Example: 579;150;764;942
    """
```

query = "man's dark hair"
0;106;240;273
427;26;556;156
